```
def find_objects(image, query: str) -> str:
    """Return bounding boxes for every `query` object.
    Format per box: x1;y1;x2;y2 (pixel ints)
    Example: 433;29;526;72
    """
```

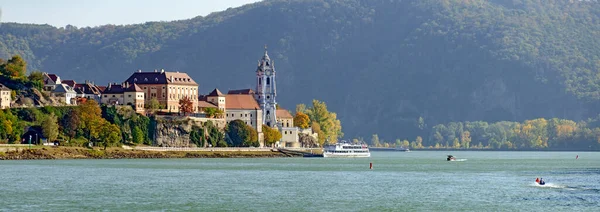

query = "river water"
1;151;599;211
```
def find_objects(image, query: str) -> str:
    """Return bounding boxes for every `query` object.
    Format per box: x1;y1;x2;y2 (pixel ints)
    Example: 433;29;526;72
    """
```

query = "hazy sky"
0;0;261;27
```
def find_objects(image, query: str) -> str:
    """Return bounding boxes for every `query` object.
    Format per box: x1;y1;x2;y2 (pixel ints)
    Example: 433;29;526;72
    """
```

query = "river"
1;151;598;211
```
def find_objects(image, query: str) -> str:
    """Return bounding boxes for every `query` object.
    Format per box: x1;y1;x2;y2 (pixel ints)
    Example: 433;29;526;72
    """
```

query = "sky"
0;0;261;27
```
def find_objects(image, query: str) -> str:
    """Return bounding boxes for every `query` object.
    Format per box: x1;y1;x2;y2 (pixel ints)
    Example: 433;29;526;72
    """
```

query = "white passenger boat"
323;141;370;158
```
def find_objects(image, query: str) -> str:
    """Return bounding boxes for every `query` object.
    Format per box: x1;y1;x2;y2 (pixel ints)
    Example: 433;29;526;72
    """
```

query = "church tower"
255;46;277;128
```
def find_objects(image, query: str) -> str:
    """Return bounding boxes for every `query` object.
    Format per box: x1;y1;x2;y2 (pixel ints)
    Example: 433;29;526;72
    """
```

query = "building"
52;84;77;105
101;83;145;113
225;93;264;145
73;81;102;102
277;109;299;147
255;48;278;128
123;69;198;113
61;80;77;88
0;83;11;109
42;73;61;91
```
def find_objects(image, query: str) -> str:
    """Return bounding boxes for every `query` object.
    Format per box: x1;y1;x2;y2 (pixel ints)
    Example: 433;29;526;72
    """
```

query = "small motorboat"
447;155;456;161
535;178;546;185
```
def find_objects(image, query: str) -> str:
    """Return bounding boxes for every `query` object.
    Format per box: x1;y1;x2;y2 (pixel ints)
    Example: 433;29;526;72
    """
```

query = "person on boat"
539;178;545;185
535;178;540;183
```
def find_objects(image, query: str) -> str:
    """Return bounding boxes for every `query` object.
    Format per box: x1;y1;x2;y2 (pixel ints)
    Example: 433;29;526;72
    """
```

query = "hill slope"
2;0;600;140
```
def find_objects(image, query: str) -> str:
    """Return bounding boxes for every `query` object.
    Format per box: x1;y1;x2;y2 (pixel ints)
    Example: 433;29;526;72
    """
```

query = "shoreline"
0;147;296;160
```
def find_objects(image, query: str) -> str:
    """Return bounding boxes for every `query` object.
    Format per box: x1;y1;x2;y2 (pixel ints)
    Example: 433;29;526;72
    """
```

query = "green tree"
145;97;161;114
293;112;310;129
131;126;144;144
460;131;471;149
453;138;461;149
226;120;258;147
61;109;80;141
416;136;423;149
262;124;282;147
42;113;59;142
402;140;410;148
98;121;122;150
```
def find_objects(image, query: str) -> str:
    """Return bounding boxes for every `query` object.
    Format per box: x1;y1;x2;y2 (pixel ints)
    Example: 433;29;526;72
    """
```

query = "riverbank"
0;147;294;160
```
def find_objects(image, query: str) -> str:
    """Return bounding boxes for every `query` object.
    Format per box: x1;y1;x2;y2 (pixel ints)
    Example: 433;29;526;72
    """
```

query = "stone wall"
154;116;226;147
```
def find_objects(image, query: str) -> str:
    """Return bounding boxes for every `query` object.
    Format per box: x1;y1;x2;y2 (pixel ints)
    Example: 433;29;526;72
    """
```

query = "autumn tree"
311;122;325;146
293;112;310;129
415;136;423;149
300;100;343;143
179;96;194;116
42;113;59;142
262;124;282;147
77;99;103;140
460;131;471;149
0;55;27;78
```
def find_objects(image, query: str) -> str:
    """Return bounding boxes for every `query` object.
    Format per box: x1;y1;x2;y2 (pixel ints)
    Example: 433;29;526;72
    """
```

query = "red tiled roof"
226;94;260;110
48;74;58;82
198;101;217;108
276;109;293;119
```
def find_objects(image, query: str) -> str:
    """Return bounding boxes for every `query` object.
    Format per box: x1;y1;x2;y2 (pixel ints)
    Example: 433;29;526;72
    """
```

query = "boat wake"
450;159;468;162
531;182;569;189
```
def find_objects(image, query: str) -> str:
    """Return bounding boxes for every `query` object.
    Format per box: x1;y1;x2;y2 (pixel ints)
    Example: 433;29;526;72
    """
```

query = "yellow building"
124;69;198;113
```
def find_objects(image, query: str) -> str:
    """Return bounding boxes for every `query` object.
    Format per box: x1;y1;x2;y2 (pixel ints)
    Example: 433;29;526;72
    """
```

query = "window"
259;78;261;85
267;78;270;85
266;110;270;115
112;95;115;97
245;114;248;117
144;78;148;82
128;95;132;97
284;131;287;135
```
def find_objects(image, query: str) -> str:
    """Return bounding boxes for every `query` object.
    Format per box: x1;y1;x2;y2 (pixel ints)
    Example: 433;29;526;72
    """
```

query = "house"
101;83;145;113
42;73;61;91
52;84;77;105
73;81;102;102
123;69;198;113
61;80;76;87
277;109;300;147
198;88;226;118
0;83;11;109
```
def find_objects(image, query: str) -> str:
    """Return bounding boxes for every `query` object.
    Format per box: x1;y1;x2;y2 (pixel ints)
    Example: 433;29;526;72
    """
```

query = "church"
198;47;303;147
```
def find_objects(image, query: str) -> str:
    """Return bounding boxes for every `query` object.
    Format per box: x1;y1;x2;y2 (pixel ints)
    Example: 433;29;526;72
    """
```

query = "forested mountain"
2;0;600;141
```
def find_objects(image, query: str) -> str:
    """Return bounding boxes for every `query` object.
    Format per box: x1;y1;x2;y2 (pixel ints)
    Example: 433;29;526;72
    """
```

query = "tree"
295;104;307;114
453;138;461;149
28;71;44;90
77;99;103;140
460;131;471;149
402;140;410;148
299;133;317;148
304;100;343;143
226;120;258;147
98;121;122;150
311;122;325;146
132;126;144;144
203;107;220;118
179;96;194;116
294;112;310;129
262;125;282;147
42;114;59;142
61;109;80;141
415;136;423;149
146;97;161;114
0;55;26;78
371;134;381;147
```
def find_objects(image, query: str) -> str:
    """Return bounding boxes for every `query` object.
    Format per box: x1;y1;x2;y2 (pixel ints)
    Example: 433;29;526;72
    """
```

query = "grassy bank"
0;147;291;160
